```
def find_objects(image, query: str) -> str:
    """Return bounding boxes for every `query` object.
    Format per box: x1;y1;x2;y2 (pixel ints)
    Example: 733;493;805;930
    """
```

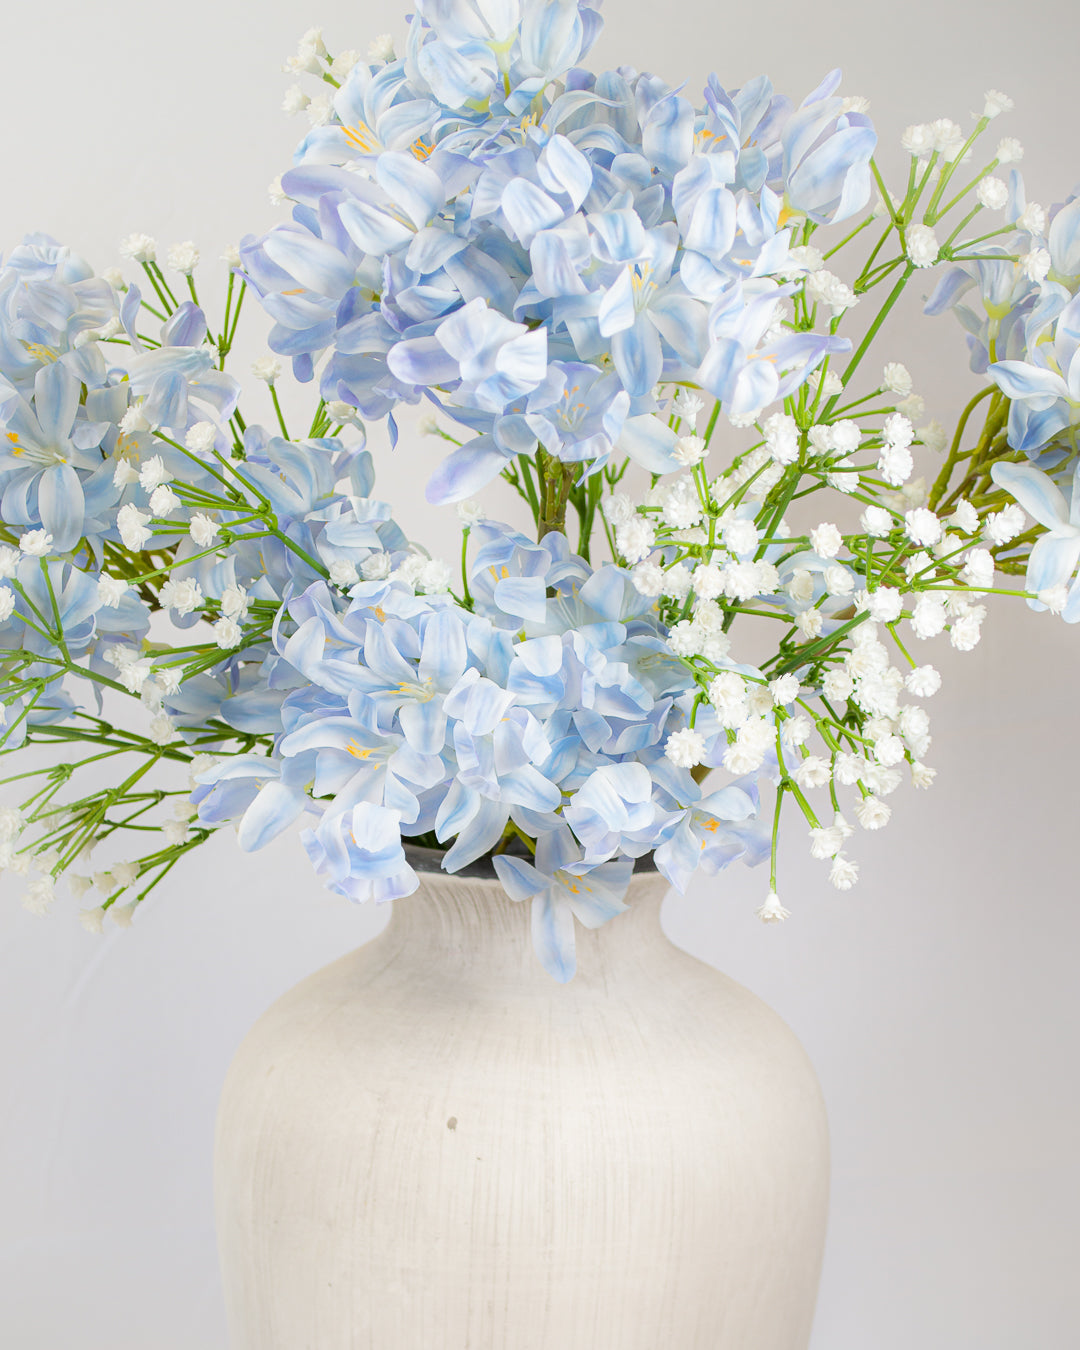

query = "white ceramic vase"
215;857;830;1349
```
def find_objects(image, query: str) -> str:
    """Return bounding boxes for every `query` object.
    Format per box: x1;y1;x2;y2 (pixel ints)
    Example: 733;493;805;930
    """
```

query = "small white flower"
878;444;914;486
188;754;217;787
769;674;800;706
783;715;812;748
918;421;948;454
119;233;157;262
112;457;139;489
96;575;128;608
631;561;665;597
22;875;55;916
950;500;979;534
0;807;23;841
796;608;823;639
1038;583;1069;614
148;713;177;746
949;611;984;651
763;412;800;465
785;569;816;606
102;266;126;289
159;577;203;616
854;795;891;830
882;363;913;396
149;484;181;517
138;455;172;492
282;84;310;115
615;516;655;564
983;89;1013;118
984;503;1025;546
0;587;14;622
329;559;360;588
327;400;362;425
269;175;289;206
457;500;486;526
793;756;831;789
976;176;1008;211
820;670;854;709
673;434;707;466
823;565;854;597
155;666;182;696
418;559;452;594
904;507;942;547
330;49;361;80
961;547;995;590
367;32;395;62
663;563;692;600
0;546;19;580
829;854;859;890
809;523;843;559
220;584;248;620
213;617;243;649
306;94;334;127
995;137;1023;165
166;241;199;274
602;493;635;527
722;518;760;556
1021;249;1051;284
665;727;706;768
784;244;824;275
906;223;940;268
1018;203;1047;236
883;412;915;449
185;421;218;454
673;388;705;423
812;370;843;396
865;587;903;623
163;818;190;846
930;118;965;160
119;496;152;546
910;594;947;639
251;356;282;383
756;891;790;923
911;761;937;789
860;505;894;538
906;665;941;697
19;529;52;557
806;269;858;315
361;551;392;581
189;514;220;548
220;244;242;268
873;734;906;767
110;903;136;929
901;123;935;158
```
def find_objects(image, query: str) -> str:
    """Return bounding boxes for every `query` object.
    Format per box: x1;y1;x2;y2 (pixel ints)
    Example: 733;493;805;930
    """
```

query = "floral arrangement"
1;0;1076;980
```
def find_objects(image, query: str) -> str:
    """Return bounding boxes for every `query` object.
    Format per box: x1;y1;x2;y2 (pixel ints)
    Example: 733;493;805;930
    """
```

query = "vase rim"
403;842;658;881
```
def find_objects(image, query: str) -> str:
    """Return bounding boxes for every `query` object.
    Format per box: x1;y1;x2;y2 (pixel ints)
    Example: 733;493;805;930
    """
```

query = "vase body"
215;866;829;1349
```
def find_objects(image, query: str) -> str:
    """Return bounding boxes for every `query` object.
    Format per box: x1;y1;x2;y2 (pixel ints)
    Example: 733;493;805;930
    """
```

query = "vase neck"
378;868;672;992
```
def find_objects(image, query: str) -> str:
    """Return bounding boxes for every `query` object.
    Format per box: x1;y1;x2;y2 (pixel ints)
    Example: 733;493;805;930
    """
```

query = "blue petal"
38;462;84;552
530;888;577;982
375;152;444;230
991;461;1069;531
617;413;679;473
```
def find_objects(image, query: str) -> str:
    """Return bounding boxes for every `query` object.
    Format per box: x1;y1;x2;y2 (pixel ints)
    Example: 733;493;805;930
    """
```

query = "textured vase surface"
215;862;830;1349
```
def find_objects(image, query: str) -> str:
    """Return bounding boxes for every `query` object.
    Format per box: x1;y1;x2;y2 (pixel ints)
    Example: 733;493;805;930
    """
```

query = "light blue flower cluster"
929;189;1080;610
192;521;767;980
242;3;875;502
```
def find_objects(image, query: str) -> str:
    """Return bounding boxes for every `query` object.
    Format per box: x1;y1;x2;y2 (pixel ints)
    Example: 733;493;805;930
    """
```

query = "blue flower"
302;801;419;903
492;823;633;981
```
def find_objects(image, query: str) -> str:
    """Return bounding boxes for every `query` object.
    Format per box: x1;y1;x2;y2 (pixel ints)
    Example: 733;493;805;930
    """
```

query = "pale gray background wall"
1;1;1078;1346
